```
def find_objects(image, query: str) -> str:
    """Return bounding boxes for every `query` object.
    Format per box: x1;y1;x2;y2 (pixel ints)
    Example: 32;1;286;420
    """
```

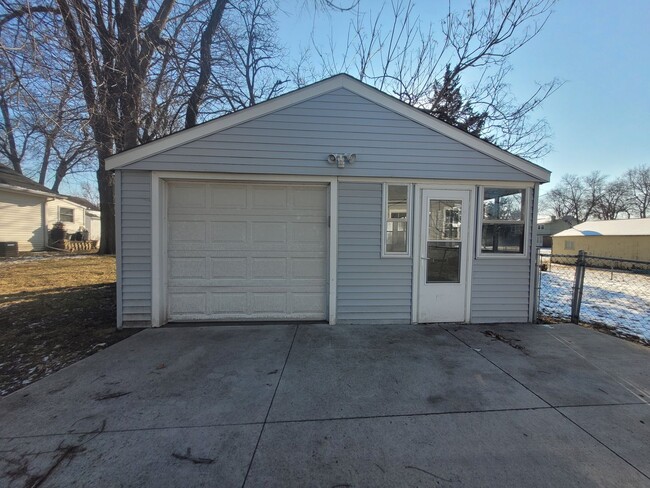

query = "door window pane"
428;200;462;241
426;242;461;283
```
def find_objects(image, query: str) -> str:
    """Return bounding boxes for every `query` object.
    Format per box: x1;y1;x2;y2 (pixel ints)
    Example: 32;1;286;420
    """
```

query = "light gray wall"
120;170;152;326
337;182;412;324
125;88;533;182
470;186;536;323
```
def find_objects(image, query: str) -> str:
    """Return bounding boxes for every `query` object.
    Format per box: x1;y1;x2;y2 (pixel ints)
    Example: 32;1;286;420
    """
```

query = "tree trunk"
185;0;228;128
97;160;115;254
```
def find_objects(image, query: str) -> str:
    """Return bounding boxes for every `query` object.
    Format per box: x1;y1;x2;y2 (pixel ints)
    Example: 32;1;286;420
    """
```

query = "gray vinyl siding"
470;187;537;323
337;182;412;324
126;88;532;182
120;171;152;326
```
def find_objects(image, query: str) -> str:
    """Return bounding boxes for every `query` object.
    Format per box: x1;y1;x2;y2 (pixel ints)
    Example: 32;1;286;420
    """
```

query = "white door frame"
150;172;338;327
411;184;475;323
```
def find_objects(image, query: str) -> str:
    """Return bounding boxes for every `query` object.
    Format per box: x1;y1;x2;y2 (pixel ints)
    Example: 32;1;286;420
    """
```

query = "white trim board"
148;173;338;327
106;75;550;183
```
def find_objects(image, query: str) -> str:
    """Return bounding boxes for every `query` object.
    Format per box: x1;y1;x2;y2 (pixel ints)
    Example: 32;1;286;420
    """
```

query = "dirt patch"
482;330;528;354
0;255;138;396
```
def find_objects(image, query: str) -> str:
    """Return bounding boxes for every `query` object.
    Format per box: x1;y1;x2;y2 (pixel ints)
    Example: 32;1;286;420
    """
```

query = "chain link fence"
536;250;650;344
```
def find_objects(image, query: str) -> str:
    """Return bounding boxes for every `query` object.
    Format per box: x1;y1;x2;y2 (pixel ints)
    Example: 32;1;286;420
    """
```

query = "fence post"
570;250;586;323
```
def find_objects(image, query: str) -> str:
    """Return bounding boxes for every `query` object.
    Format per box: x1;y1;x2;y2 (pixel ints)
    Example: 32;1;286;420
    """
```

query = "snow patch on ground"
539;265;650;343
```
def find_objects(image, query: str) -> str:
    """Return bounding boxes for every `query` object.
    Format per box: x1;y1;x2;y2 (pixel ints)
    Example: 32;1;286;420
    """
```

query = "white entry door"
417;189;470;323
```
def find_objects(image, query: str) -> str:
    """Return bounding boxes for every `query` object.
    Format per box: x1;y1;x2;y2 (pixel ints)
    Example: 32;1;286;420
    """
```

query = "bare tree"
625;164;650;218
595;177;630;220
543;172;606;224
308;0;562;159
206;0;288;114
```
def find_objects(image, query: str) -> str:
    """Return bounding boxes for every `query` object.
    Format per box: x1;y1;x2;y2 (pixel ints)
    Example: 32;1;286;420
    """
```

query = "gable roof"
554;218;650;237
106;74;551;182
63;195;100;211
0;163;57;196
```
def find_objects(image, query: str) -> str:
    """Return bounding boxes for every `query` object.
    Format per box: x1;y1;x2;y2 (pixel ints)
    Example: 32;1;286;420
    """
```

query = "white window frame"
381;183;412;258
477;186;530;258
59;206;75;223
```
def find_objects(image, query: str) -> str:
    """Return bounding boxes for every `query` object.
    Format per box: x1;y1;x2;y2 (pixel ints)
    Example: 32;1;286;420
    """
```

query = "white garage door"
167;181;328;321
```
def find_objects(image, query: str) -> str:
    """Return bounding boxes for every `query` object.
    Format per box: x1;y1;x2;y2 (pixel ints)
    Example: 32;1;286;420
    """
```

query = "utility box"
0;242;18;257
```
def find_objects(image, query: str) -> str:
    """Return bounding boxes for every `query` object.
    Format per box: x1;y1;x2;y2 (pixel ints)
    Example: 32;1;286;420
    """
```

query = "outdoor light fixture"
327;153;356;168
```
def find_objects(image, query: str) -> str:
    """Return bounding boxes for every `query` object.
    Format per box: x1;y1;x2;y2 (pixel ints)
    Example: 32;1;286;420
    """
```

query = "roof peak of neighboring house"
106;73;551;182
0;163;59;196
554;217;650;237
60;194;100;211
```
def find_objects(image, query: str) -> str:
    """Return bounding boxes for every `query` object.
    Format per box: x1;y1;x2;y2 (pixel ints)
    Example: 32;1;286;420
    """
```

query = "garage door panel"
251;222;287;243
292;258;326;279
169;293;206;315
209;184;248;208
251;257;287;279
167;182;328;321
252;186;289;209
211;221;247;243
168;183;206;208
169;257;206;279
208;293;247;314
210;257;247;279
291;292;327;314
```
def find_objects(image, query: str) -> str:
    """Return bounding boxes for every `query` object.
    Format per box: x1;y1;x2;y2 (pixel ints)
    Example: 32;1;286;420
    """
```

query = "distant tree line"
541;165;650;223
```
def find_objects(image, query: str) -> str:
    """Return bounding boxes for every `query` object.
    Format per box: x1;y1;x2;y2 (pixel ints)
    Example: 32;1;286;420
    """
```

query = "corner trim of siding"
329;179;338;325
528;183;540;322
115;170;123;329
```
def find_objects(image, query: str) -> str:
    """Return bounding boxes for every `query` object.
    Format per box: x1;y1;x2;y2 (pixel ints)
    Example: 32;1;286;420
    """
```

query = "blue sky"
276;0;650;189
56;1;649;196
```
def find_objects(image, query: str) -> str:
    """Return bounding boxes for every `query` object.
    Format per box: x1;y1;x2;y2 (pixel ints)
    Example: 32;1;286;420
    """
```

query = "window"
480;187;527;255
382;184;411;256
564;240;575;250
59;207;74;223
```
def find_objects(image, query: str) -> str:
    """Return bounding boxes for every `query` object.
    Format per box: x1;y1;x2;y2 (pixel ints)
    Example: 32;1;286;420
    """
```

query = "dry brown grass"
0;255;138;396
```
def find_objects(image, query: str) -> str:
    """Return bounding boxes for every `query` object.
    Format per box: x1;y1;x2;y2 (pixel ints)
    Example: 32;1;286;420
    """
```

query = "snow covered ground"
539;264;650;343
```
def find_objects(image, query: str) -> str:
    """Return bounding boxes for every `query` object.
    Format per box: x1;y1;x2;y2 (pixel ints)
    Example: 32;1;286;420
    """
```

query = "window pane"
481;224;524;253
483;189;524;221
385;185;408;254
60;208;74;223
426;242;461;283
428;200;462;241
387;185;408;219
386;221;408;253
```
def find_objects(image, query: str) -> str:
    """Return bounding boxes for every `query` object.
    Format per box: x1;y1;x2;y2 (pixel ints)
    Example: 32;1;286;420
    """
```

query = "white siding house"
0;163;102;251
46;197;88;236
108;74;550;328
0;164;53;252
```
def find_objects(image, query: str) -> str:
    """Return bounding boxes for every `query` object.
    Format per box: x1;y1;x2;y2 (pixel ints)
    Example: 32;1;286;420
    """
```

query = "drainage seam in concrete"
546;331;650;403
4;401;647;442
441;325;650;481
241;323;300;488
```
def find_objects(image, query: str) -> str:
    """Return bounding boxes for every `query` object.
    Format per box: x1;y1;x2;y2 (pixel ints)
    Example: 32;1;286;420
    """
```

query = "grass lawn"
0;255;138;396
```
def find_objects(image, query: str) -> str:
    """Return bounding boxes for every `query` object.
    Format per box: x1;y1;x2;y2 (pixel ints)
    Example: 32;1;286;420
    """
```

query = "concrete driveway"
1;323;648;487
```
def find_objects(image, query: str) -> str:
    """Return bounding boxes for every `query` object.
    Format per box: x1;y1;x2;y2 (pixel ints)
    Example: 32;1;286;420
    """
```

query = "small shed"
107;74;551;328
552;218;650;261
